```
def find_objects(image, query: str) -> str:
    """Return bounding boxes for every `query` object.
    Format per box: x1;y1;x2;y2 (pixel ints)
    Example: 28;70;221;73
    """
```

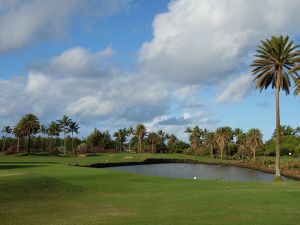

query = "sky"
1;0;300;141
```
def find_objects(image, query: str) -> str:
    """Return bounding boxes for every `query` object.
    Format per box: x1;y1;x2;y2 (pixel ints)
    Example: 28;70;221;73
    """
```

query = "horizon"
1;0;300;141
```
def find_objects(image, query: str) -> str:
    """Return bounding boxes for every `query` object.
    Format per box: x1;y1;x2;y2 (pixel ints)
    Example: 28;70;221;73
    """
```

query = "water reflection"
108;163;290;181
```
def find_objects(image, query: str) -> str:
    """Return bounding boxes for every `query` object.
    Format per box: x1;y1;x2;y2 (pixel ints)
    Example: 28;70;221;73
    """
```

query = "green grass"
0;153;300;225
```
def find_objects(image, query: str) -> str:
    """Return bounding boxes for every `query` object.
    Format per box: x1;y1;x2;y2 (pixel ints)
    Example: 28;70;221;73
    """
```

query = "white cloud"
48;46;114;78
216;74;253;103
0;46;170;128
139;0;300;85
0;0;130;52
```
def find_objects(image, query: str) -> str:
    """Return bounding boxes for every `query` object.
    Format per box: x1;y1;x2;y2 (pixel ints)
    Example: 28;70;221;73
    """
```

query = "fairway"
0;153;300;225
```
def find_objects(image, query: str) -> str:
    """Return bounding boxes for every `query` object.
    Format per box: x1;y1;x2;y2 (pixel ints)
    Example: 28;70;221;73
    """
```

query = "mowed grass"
0;153;300;225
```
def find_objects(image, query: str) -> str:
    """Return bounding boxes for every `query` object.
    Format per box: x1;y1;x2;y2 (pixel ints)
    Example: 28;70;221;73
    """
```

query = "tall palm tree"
13;126;23;152
185;126;203;151
148;132;159;153
251;35;300;177
48;121;61;150
204;132;216;158
236;132;247;159
135;124;146;152
166;134;178;153
113;128;127;152
215;127;231;160
16;114;40;155
57;115;72;154
1;126;12;152
246;129;263;159
68;121;80;155
127;127;134;151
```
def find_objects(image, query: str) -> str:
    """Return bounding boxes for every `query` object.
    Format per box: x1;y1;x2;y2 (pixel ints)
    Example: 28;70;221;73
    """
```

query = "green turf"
0;153;300;225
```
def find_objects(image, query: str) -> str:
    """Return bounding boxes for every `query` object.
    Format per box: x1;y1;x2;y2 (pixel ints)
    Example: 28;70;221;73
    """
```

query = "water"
107;163;289;181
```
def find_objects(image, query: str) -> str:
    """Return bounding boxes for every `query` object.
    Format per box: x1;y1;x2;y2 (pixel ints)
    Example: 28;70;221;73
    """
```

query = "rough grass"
0;153;300;225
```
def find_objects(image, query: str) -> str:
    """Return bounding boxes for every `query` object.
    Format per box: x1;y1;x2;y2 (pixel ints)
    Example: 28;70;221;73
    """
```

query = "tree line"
2;114;300;159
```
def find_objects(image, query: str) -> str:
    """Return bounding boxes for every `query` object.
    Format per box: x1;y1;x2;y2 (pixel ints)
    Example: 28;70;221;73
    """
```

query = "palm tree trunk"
27;135;31;155
210;145;213;158
151;141;154;153
275;73;281;177
138;136;141;152
221;147;223;160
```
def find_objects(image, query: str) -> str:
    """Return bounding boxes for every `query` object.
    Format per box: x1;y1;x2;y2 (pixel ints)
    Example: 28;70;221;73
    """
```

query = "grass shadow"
0;164;48;169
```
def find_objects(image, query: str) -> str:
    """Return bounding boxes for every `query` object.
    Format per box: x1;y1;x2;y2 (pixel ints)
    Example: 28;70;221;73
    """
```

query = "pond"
108;163;289;181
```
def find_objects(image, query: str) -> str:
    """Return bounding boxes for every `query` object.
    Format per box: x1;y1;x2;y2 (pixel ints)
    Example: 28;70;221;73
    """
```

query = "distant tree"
13;126;23;152
48;121;61;150
16;114;40;154
246;129;263;159
185;126;204;151
57;115;72;154
86;128;103;149
233;128;244;143
236;132;248;158
135;124;146;152
251;35;300;177
148;132;160;153
102;130;112;149
273;125;296;138
204;132;216;158
114;128;128;152
68;121;80;154
38;124;48;152
215;127;232;159
127;127;134;151
166;134;178;153
1;126;12;152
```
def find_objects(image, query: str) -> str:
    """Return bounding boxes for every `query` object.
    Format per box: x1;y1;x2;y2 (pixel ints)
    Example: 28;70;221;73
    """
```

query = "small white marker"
289;152;292;156
193;177;197;180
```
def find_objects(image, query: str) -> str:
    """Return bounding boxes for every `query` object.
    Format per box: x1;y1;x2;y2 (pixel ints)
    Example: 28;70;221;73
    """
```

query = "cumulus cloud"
216;74;253;103
0;46;170;127
139;0;300;85
0;0;130;52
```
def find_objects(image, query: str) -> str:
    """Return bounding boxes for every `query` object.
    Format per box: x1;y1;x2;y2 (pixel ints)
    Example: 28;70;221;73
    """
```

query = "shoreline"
78;158;300;181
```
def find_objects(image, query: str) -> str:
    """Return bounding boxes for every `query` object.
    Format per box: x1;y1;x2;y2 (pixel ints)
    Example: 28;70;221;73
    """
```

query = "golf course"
1;153;300;225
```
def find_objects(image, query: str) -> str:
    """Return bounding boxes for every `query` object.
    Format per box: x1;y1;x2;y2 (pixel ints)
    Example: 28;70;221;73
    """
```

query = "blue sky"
1;0;300;140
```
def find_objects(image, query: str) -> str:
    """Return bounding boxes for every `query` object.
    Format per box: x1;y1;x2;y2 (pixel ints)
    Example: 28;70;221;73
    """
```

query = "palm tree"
127;127;134;151
204;132;216;158
294;78;300;95
166;134;178;153
113;128;127;152
251;35;300;177
135;124;146;152
215;127;232;160
48;121;61;150
148;132;159;153
1;126;12;152
185;126;203;151
39;124;48;152
13;126;23;152
16;114;40;154
236;132;247;159
68;121;80;155
246;129;263;159
57;115;72;154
